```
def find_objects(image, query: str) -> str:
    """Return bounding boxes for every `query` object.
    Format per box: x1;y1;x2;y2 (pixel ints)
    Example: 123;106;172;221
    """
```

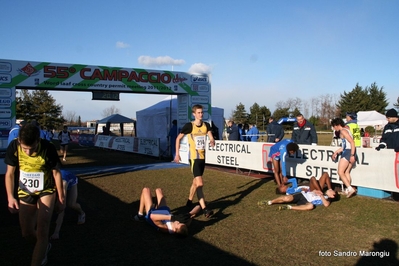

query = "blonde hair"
192;104;203;113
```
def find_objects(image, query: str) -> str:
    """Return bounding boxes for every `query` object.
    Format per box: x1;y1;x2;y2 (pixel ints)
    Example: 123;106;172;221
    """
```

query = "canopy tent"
136;96;224;156
357;111;387;129
95;114;136;136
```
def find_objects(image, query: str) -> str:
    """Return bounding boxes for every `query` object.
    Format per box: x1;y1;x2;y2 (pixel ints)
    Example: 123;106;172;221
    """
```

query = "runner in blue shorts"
51;170;86;240
132;187;201;236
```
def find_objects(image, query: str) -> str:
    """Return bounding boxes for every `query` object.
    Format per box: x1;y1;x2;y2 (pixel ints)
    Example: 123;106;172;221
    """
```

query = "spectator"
331;118;357;198
375;108;399;152
269;139;299;186
247;124;259;142
226;120;240;141
41;126;50;141
7;120;26;145
291;114;317;145
237;124;245;141
345;112;361;148
47;128;54;140
258;172;338;211
267;116;284;143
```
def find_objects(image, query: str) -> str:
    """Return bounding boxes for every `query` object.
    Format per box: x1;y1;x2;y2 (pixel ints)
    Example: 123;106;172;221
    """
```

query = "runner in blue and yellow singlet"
5;123;65;266
174;104;216;218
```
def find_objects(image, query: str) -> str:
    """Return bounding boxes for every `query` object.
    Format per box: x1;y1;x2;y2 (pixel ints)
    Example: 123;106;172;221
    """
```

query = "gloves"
375;144;384;151
171;213;191;223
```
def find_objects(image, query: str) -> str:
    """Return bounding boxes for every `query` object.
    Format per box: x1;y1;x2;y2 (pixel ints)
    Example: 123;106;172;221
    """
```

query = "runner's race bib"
195;136;205;150
19;170;44;193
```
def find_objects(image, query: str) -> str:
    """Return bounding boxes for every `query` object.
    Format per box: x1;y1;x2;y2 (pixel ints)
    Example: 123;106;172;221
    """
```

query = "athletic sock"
138;212;143;216
287;205;292;210
267;201;272;205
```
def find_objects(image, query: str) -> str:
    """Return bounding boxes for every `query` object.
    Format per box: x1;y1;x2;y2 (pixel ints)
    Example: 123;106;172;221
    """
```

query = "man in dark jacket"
376;108;399;152
267;117;284;143
291;114;317;145
226;120;240;141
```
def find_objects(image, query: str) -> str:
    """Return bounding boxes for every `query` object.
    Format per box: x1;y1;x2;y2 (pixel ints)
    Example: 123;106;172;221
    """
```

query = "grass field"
1;139;398;266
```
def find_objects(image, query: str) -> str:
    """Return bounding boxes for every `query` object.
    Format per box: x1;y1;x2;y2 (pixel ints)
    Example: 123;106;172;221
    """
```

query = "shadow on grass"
0;175;258;266
355;238;399;266
171;178;271;236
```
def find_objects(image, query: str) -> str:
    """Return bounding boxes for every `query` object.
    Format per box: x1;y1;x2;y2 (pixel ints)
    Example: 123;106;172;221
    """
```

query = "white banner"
94;135;160;157
205;140;399;193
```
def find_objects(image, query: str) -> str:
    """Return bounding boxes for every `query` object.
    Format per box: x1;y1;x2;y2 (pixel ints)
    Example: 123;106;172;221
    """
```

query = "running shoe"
203;208;214;218
278;205;289;211
77;212;86;224
257;200;270;207
338;188;348;196
347;188;357;198
132;214;145;222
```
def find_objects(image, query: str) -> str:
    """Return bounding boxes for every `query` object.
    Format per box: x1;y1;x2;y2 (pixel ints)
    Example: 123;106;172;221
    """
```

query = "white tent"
357;110;387;129
136;96;224;156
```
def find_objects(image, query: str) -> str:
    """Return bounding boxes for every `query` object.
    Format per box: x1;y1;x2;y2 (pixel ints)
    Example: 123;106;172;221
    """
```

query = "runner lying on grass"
132;187;201;236
258;172;339;211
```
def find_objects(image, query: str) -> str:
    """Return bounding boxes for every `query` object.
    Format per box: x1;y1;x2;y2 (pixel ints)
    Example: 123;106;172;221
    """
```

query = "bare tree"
63;110;77;125
101;105;120;118
302;101;309;118
310;97;320;117
275;97;302;116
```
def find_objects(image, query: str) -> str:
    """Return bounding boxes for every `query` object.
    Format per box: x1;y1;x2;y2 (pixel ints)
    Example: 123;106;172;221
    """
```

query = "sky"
1;0;398;121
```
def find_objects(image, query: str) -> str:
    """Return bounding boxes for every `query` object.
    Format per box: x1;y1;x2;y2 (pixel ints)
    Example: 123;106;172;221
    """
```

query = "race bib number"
195;136;205;150
19;170;44;193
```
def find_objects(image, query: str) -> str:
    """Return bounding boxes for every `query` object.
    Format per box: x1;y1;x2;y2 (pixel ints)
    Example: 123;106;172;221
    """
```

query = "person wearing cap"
8;120;27;145
345;112;361;148
267;116;284;143
376;108;399;152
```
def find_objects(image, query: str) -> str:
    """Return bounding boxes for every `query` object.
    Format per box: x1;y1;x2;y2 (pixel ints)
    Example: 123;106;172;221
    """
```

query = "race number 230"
20;171;44;193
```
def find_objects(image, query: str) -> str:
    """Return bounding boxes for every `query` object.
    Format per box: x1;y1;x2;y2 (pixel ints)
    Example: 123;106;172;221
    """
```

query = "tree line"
14;82;399;131
230;82;398;130
16;89;121;130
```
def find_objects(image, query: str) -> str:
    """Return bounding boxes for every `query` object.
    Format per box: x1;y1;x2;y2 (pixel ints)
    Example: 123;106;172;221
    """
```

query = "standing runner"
58;125;72;161
174;104;216;218
5;123;65;266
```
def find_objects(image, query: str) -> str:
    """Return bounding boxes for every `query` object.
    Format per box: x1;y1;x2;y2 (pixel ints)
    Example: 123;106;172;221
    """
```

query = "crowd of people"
4;107;399;264
226;121;260;142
